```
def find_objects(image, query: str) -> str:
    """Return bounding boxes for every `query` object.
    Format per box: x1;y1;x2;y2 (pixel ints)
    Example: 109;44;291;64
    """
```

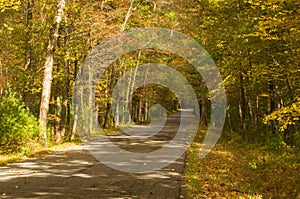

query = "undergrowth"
185;129;300;199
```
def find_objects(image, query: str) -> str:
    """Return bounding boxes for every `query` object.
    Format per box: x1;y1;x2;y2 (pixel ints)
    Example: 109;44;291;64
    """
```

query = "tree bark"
71;59;78;140
239;72;247;134
120;0;134;32
39;0;66;145
23;0;34;110
104;65;115;128
200;93;208;126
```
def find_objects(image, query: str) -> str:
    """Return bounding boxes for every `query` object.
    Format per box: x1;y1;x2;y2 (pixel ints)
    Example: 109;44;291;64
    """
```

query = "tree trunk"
269;81;276;134
120;0;134;32
114;102;119;127
88;56;94;134
39;0;66;145
59;26;71;138
24;0;33;70
23;0;34;110
55;95;62;142
70;59;78;140
200;93;208;126
239;72;247;134
119;0;135;124
104;65;115;128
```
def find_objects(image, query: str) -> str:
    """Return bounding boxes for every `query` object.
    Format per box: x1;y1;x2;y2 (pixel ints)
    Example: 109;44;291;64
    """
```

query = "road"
0;112;190;199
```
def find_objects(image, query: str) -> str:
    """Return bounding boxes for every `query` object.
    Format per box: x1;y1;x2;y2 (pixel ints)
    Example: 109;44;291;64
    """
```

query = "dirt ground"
0;113;188;199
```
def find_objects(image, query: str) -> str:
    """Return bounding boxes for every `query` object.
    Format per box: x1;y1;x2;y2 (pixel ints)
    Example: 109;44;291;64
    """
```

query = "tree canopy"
0;0;299;159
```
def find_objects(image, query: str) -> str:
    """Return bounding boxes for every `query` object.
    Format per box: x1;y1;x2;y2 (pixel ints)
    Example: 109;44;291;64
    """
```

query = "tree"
39;0;66;145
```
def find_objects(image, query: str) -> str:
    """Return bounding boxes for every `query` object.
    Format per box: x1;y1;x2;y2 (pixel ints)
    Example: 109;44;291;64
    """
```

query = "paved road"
0;112;190;199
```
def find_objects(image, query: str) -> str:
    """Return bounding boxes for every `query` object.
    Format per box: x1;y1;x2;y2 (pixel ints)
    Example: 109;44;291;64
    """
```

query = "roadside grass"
0;127;122;166
103;127;121;135
0;126;122;166
0;141;81;166
185;128;300;199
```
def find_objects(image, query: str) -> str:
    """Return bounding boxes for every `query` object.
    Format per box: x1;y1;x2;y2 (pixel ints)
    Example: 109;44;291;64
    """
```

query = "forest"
0;0;299;198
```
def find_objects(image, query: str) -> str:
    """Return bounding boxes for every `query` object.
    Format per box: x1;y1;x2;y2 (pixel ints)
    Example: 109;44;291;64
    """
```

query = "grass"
102;127;121;135
0;141;81;166
0;127;119;166
185;128;300;199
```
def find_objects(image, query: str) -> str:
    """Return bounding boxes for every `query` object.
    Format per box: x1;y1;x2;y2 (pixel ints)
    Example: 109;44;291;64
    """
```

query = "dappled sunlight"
185;132;300;198
0;151;95;182
0;147;186;198
212;149;234;159
0;112;187;198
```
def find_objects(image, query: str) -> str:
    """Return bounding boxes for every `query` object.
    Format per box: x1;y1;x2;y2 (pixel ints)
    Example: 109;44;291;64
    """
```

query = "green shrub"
0;91;40;154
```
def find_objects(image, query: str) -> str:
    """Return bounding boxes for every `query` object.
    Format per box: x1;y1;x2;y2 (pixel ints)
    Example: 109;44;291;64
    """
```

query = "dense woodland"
0;0;299;171
0;0;299;197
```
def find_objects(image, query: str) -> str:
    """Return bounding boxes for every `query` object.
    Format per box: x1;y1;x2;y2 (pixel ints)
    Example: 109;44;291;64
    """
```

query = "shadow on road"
0;112;189;198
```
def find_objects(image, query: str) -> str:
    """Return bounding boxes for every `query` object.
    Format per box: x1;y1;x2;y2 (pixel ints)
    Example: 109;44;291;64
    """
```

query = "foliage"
0;0;20;12
185;129;300;198
0;0;298;197
0;90;40;154
264;98;300;132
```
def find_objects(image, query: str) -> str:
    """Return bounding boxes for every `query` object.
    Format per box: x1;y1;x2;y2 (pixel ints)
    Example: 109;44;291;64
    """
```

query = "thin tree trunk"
104;65;115;128
120;0;134;32
124;70;132;124
0;59;3;95
59;57;70;138
269;81;276;134
39;0;66;145
142;67;148;122
138;98;143;122
71;59;78;140
126;50;141;123
24;0;33;70
226;105;233;132
71;104;78;140
115;101;119;126
200;80;208;126
200;93;208;126
144;99;148;121
119;0;135;124
88;57;94;134
23;0;34;110
59;23;71;138
55;95;62;142
239;72;247;134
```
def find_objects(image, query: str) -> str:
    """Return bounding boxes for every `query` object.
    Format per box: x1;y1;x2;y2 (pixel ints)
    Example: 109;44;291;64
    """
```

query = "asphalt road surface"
0;112;190;199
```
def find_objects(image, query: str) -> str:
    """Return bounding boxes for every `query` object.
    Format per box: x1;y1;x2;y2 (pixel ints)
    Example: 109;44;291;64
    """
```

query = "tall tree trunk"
123;70;132;124
120;0;134;32
88;56;94;134
119;0;135;124
23;0;34;110
138;98;143;122
144;98;148;121
71;58;78;139
104;65;115;128
142;67;148;122
55;95;62;142
269;81;276;134
239;72;247;134
200;80;208;126
114;100;119;126
39;0;66;145
59;23;71;139
0;59;3;95
200;93;208;126
59;59;70;137
24;0;33;70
